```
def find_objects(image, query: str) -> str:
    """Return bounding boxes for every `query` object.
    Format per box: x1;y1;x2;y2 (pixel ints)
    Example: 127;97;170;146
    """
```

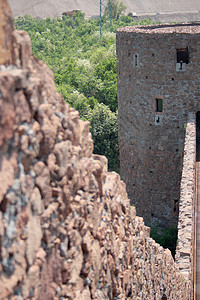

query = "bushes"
150;226;178;258
84;103;119;171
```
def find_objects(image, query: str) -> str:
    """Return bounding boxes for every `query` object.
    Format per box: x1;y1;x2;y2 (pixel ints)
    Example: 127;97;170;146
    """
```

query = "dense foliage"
150;226;178;258
104;0;127;20
15;11;152;170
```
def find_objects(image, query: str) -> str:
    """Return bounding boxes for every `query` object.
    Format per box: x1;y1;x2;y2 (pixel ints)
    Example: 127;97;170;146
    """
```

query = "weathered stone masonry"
175;112;196;299
117;24;200;227
0;1;195;299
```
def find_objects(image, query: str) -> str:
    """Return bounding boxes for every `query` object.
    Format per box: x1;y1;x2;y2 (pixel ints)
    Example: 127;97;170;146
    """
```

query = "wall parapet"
175;112;196;296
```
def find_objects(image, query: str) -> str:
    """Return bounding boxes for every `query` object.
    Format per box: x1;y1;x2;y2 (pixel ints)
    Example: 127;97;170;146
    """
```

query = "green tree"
85;103;119;171
105;0;127;20
95;56;117;111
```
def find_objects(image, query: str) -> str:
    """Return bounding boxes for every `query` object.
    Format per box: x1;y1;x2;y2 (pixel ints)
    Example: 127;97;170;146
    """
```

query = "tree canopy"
104;0;127;20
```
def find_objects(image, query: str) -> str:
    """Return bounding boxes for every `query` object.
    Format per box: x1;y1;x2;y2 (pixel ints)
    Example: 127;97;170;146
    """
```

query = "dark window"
173;200;178;212
134;54;138;66
155;116;160;124
173;199;179;216
176;47;189;64
155;99;163;113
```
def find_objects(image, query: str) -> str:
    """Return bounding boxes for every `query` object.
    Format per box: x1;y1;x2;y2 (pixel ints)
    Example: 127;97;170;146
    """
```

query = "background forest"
15;9;151;171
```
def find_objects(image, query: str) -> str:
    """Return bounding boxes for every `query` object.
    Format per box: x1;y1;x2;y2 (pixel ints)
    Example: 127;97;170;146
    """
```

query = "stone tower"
117;23;200;227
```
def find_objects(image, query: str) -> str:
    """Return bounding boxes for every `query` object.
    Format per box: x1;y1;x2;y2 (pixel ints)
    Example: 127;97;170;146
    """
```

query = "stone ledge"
175;111;196;295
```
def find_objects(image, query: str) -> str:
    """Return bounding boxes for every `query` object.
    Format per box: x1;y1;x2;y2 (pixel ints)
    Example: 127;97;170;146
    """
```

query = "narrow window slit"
156;116;160;124
155;99;163;113
176;47;189;64
173;199;179;215
135;54;138;66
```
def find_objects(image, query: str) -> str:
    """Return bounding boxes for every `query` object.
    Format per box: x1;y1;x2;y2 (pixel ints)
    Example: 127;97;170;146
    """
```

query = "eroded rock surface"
0;1;192;299
0;0;14;65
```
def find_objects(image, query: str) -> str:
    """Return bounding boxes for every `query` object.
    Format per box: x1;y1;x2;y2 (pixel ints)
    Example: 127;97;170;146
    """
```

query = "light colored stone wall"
0;3;193;299
175;112;196;298
117;24;200;227
129;12;200;24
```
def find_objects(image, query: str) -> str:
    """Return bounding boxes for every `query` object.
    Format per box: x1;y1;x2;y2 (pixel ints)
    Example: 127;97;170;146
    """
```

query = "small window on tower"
176;47;189;64
135;54;138;66
133;53;139;67
155;99;163;113
172;199;179;216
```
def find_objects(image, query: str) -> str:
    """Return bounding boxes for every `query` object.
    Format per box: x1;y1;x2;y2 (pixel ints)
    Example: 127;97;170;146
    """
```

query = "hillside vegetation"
15;11;152;171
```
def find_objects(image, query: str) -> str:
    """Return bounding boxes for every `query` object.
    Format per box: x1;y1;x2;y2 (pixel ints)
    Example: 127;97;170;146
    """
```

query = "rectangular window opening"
155;99;163;113
134;54;138;66
134;53;139;67
176;47;189;64
172;199;179;216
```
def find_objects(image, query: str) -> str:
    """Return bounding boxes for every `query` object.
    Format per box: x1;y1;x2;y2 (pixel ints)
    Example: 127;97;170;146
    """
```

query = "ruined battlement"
117;22;200;34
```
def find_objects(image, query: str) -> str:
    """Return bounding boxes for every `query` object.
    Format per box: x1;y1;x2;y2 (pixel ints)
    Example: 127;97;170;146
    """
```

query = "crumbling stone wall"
0;1;193;299
175;112;196;299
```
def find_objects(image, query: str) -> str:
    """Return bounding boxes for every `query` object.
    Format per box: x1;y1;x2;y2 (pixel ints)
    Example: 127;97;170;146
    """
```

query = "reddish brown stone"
0;153;17;203
0;76;16;147
0;0;13;65
34;161;52;206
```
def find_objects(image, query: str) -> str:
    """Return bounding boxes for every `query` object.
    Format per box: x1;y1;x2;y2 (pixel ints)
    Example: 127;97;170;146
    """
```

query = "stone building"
117;23;200;227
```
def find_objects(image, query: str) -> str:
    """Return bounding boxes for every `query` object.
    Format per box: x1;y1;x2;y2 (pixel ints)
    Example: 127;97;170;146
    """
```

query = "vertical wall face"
0;0;14;65
175;112;196;296
117;24;200;227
